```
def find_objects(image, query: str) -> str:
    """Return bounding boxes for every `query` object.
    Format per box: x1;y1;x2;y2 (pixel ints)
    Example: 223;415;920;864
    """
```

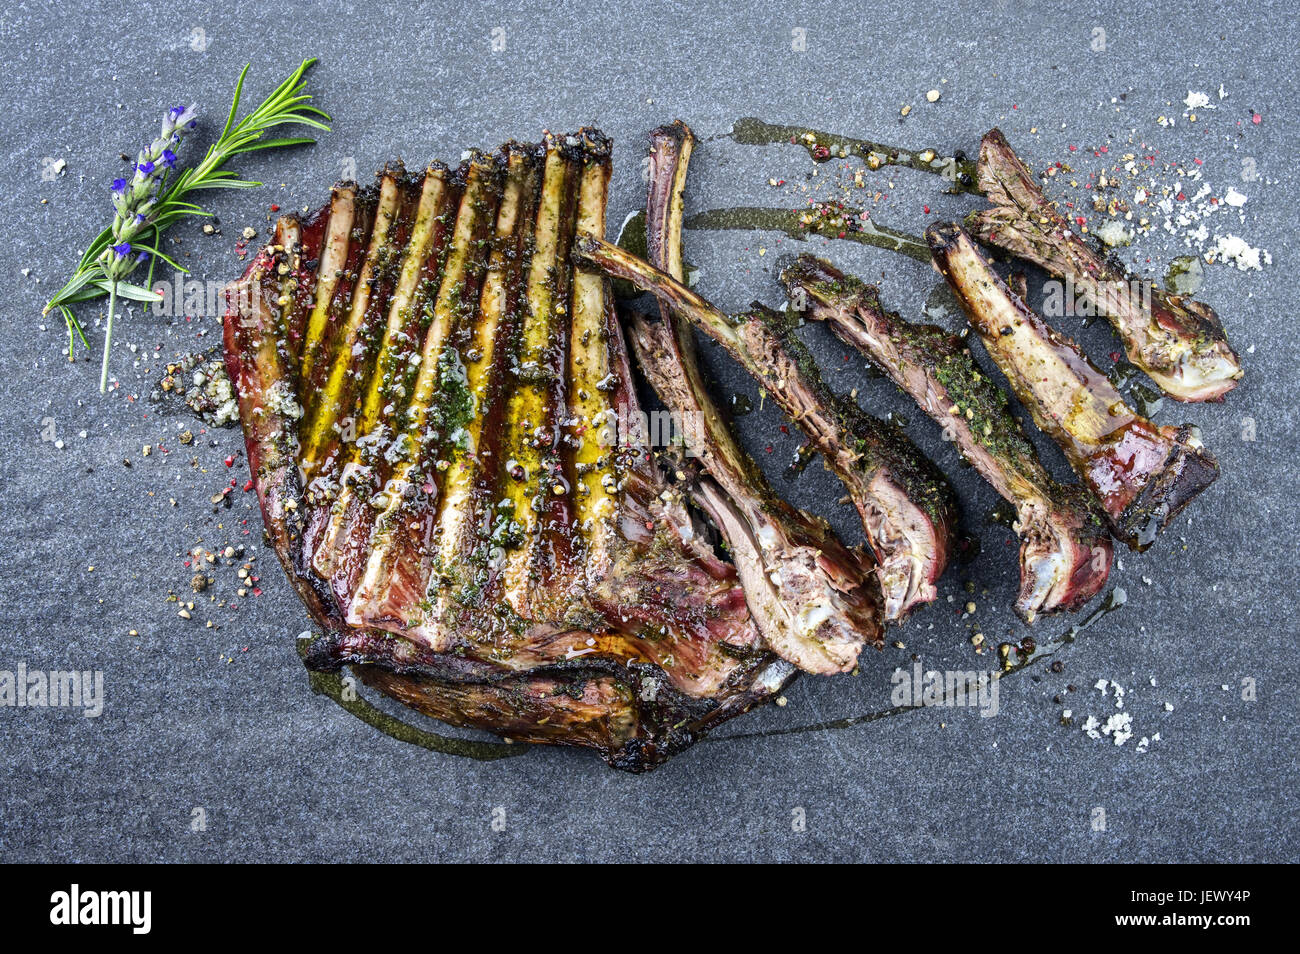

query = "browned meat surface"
927;222;1219;551
966;128;1242;402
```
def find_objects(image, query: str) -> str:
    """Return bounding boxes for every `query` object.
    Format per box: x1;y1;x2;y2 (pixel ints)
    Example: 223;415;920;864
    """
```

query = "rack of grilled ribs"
779;254;1112;621
223;117;1236;770
928;222;1219;551
223;129;889;771
965;128;1242;402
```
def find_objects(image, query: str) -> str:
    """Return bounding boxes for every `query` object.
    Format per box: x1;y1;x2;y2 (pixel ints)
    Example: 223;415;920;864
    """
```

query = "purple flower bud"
111;178;128;193
138;160;156;175
134;213;146;224
168;105;186;120
161;149;177;168
112;242;132;257
136;251;149;263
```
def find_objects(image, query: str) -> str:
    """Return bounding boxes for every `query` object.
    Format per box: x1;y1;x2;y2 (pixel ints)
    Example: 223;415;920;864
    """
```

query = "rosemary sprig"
43;57;330;392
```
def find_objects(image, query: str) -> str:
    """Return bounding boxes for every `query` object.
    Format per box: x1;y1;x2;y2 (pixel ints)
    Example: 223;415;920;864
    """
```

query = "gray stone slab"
0;0;1295;862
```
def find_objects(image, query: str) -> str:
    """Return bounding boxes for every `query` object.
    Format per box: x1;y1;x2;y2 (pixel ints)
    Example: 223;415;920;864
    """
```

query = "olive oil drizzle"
684;206;932;262
711;588;1128;742
1163;255;1205;295
731;117;980;194
297;636;526;762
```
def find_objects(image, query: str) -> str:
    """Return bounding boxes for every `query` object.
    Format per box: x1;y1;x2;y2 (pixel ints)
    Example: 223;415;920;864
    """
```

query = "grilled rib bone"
630;121;883;671
927;222;1219;550
781;254;1112;619
642;122;955;620
965;128;1242;402
577;230;958;620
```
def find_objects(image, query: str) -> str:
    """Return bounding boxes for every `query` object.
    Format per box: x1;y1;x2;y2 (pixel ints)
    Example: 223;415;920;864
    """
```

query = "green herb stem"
100;282;118;393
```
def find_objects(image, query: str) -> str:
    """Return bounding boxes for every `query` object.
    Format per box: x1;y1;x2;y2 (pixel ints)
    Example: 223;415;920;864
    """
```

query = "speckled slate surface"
1;0;1296;863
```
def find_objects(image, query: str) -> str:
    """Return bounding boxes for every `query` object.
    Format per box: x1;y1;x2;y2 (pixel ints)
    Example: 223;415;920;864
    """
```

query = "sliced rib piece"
224;131;804;771
626;314;883;671
576;229;956;620
633;121;883;669
781;254;1112;620
965;128;1242;402
927;222;1219;551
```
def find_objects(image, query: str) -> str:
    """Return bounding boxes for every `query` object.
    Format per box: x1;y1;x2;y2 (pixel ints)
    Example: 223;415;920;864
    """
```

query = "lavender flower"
96;104;196;390
100;104;196;282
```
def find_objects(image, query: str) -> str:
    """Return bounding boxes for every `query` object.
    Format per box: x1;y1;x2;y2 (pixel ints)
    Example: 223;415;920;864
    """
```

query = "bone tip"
924;221;963;249
983;126;1010;148
649;120;696;148
546;128;611;161
780;253;845;290
499;140;535;166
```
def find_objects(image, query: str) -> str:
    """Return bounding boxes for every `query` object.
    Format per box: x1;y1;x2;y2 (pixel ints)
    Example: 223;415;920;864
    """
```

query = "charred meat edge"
965;128;1242;402
630;120;884;671
782;254;1112;620
927;222;1219;551
224;132;797;772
